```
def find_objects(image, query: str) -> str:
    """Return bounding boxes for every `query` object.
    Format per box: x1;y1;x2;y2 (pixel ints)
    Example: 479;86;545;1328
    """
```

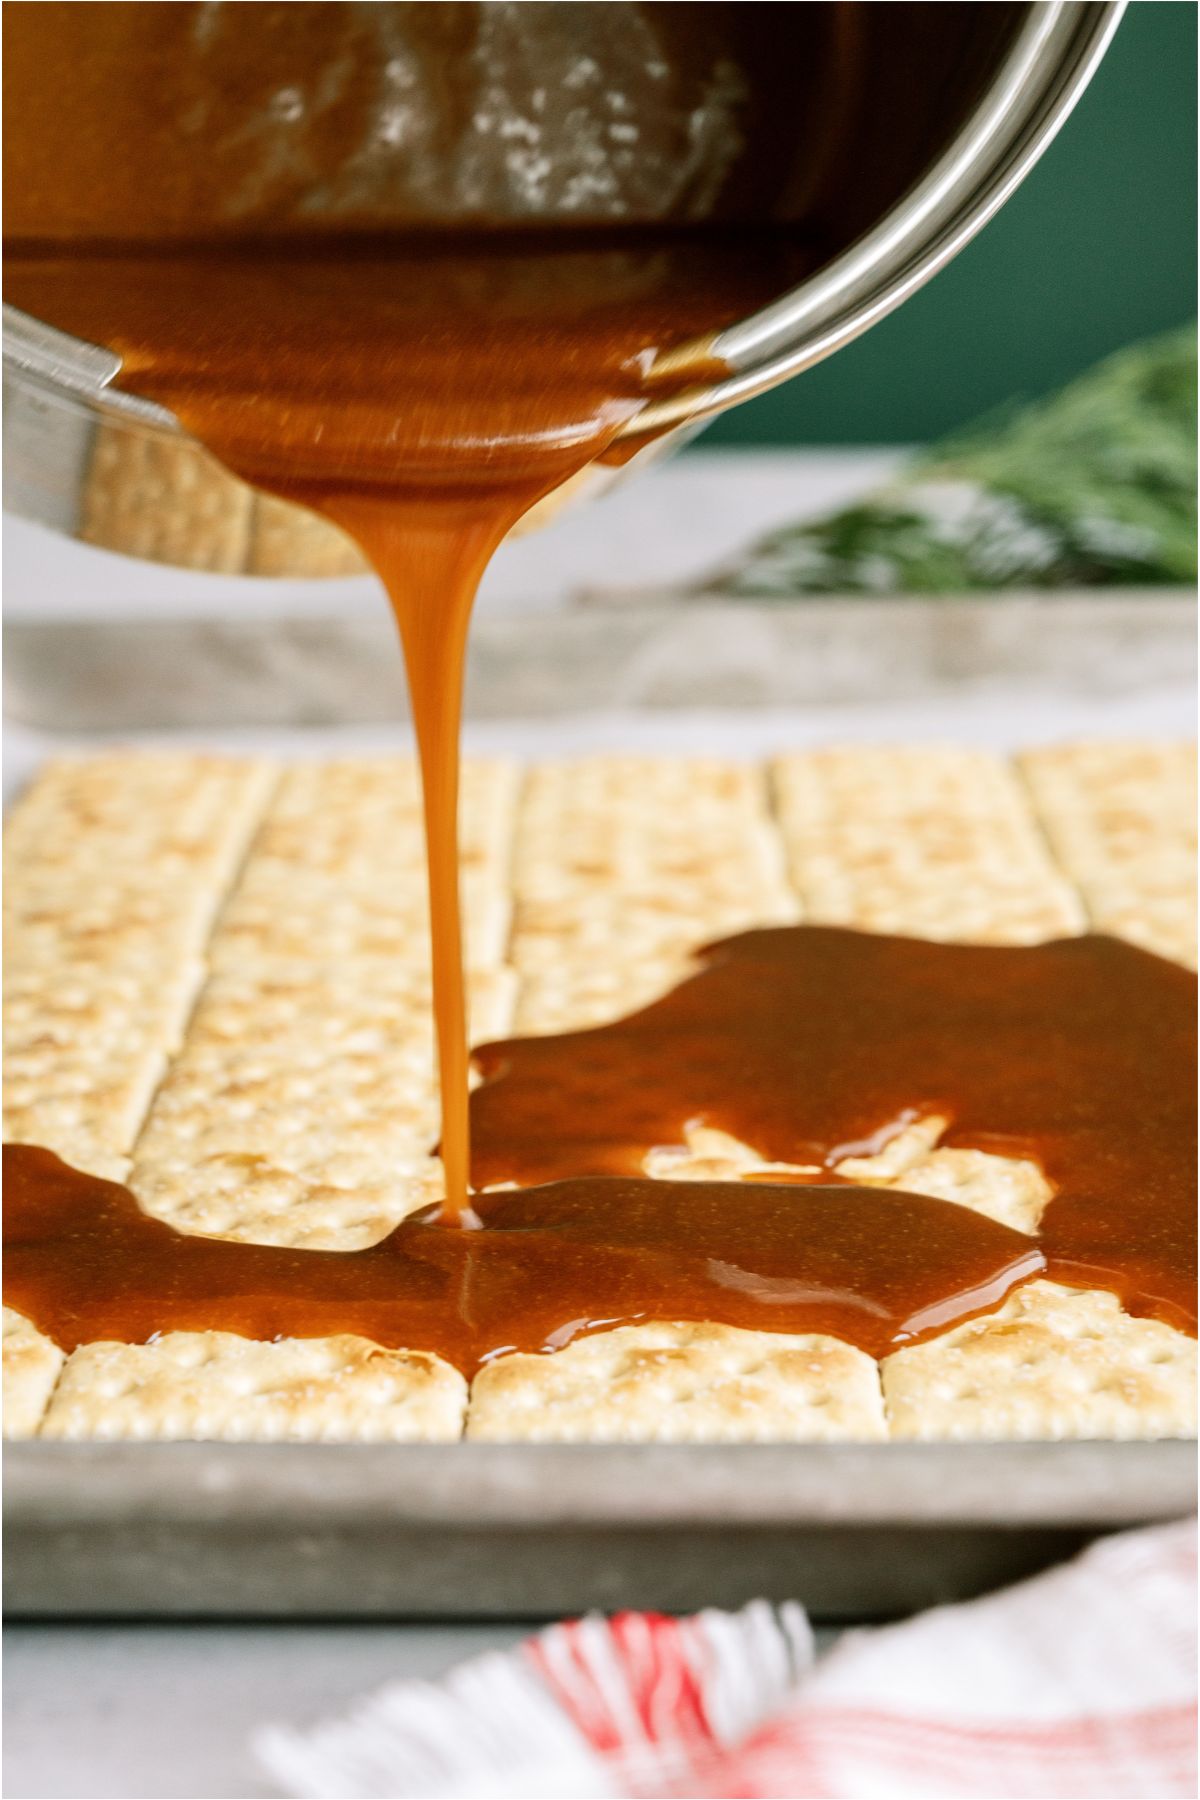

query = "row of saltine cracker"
3;743;1196;1443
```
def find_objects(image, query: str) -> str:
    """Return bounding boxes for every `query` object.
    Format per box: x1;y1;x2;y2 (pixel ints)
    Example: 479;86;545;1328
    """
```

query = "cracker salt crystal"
882;1280;1196;1441
41;1332;467;1442
466;1321;885;1442
3;1309;65;1438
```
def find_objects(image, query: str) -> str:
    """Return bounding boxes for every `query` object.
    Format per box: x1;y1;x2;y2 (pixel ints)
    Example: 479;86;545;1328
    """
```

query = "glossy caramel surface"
6;929;1194;1370
4;1149;1043;1373
473;927;1197;1330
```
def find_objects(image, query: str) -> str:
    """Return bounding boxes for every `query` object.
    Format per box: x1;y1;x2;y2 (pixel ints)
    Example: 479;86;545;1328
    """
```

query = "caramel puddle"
5;928;1194;1372
4;1146;1043;1372
471;927;1197;1331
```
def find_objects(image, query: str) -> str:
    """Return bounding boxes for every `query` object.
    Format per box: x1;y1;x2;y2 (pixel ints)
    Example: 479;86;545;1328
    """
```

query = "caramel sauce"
471;927;1197;1332
5;1145;1043;1372
4;929;1195;1370
4;5;1194;1364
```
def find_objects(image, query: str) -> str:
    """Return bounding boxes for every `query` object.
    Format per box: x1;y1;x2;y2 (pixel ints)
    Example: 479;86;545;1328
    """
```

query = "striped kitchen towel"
258;1519;1196;1799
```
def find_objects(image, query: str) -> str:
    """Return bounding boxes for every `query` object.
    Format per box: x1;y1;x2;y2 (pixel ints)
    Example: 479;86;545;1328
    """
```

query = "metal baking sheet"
3;598;1195;1622
5;1440;1194;1620
4;593;1194;730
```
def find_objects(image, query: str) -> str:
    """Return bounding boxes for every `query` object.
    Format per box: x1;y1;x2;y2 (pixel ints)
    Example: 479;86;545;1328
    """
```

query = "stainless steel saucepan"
2;2;1124;576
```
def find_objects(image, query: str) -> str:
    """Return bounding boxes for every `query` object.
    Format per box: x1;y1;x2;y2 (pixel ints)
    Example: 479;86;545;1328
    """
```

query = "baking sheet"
3;597;1195;1621
5;593;1194;730
6;1440;1194;1619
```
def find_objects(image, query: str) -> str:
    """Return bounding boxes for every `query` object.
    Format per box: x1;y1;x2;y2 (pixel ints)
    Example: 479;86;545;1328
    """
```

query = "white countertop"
4;1622;533;1800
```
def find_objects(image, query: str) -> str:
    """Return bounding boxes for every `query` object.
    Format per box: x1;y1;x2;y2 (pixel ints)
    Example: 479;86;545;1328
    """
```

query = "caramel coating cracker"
6;746;1195;1444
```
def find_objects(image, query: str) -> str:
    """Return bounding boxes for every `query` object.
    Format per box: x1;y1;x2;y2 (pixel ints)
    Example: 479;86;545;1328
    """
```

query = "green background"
699;2;1197;447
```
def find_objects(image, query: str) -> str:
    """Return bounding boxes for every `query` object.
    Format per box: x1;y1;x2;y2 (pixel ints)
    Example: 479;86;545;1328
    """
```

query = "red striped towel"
258;1520;1196;1799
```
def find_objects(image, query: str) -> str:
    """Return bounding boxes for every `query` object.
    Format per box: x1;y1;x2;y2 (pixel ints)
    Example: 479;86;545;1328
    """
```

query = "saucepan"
2;1;1124;575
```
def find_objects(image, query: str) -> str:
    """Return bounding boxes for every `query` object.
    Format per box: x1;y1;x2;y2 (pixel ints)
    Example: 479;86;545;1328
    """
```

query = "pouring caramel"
3;4;1193;1364
5;0;824;1218
3;0;1028;1224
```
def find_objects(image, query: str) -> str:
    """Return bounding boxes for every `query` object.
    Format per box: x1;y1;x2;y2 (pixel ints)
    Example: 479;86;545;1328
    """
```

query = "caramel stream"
4;233;798;1220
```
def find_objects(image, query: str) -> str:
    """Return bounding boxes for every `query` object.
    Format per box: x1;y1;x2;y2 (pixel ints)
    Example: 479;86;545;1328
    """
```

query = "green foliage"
710;328;1197;596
